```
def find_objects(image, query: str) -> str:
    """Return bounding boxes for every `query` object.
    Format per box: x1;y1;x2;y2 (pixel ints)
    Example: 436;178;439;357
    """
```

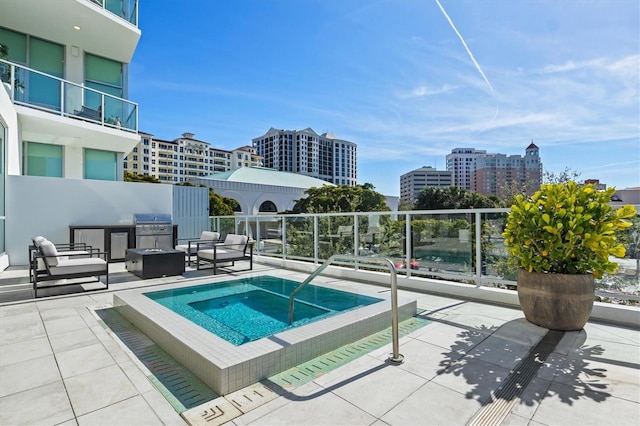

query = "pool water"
145;276;382;345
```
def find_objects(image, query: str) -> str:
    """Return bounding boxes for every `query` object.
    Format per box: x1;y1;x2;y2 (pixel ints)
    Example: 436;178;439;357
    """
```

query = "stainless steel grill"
134;213;173;249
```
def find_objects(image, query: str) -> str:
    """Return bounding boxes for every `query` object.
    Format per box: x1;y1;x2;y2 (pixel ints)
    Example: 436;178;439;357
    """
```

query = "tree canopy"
413;186;501;210
124;171;161;183
291;184;390;213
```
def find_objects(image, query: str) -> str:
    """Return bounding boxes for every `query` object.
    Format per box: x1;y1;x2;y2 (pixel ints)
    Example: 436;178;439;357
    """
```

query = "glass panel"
284;215;314;260
85;149;117;181
85;54;122;89
409;212;473;276
482;212;515;282
0;27;27;63
105;0;124;18
26;142;62;177
26;38;63;110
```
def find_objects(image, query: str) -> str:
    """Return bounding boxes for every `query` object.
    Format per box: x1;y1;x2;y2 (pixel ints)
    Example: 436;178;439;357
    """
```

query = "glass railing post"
282;218;287;260
313;215;319;264
475;212;482;286
406;212;412;278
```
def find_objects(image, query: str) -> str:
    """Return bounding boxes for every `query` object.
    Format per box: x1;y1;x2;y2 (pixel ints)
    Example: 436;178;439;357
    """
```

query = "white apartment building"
446;148;487;191
0;0;180;270
400;166;453;203
252;127;357;186
125;132;263;183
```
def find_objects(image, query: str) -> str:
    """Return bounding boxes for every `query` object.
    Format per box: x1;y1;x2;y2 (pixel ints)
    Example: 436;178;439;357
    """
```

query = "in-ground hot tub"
114;275;417;395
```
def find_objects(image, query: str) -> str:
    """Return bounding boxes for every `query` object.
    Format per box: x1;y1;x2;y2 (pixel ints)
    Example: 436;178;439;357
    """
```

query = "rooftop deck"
0;261;638;425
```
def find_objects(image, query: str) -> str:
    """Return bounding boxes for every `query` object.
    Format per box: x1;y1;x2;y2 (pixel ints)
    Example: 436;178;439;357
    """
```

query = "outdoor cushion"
33;236;47;247
39;240;59;266
197;248;244;261
175;231;220;254
49;258;107;276
221;234;248;251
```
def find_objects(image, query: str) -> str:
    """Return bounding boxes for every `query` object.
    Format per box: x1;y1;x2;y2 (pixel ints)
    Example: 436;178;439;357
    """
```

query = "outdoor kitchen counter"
69;225;178;262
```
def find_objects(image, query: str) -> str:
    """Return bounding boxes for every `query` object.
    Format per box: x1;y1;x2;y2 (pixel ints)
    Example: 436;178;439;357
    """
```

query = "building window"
259;200;277;213
84;149;117;181
24;142;63;177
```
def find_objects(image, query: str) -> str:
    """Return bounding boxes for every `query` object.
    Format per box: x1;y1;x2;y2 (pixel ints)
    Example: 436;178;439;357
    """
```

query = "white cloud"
396;83;457;98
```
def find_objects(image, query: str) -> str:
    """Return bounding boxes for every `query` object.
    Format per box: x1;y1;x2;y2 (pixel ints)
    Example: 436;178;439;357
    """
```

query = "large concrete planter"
517;269;595;331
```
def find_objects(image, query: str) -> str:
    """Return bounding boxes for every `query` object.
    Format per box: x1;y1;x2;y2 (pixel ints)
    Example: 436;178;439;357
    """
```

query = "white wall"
6;176;173;265
0;84;21;175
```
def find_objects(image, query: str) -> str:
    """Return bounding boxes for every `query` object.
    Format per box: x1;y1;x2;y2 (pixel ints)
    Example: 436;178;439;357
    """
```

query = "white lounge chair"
29;236;93;282
196;234;253;274
175;231;220;265
33;240;109;298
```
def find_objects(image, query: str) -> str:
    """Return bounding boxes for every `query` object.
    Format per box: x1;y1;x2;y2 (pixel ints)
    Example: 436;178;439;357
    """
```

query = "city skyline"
132;0;639;196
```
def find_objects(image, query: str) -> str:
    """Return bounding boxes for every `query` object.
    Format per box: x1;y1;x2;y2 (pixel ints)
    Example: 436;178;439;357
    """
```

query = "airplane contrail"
435;0;494;93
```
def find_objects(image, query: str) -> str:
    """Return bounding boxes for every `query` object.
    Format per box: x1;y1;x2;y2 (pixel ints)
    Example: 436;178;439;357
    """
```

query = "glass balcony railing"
88;0;138;26
211;208;640;306
0;59;138;133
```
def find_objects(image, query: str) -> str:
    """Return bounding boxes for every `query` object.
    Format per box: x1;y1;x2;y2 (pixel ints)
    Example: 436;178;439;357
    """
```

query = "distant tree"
209;189;238;216
291;184;390;213
398;199;414;211
175;182;239;215
414;186;500;210
124;171;161;183
543;167;581;184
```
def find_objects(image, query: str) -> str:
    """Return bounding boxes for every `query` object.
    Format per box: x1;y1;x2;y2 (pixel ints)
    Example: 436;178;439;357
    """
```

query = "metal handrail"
288;254;404;364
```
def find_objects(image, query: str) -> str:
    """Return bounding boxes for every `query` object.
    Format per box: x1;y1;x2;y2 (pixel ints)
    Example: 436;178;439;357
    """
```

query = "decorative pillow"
39;241;59;266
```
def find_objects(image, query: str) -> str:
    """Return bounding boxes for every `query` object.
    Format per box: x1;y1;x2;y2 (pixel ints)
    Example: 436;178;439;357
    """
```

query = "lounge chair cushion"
49;257;107;276
39;240;59;266
175;231;220;254
197;248;245;261
196;234;248;261
222;234;248;251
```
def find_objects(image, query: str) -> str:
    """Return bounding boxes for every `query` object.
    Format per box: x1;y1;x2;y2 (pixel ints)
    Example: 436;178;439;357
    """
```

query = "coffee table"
125;248;185;279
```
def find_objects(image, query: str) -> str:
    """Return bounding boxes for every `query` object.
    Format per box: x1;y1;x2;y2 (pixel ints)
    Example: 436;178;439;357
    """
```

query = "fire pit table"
125;248;185;279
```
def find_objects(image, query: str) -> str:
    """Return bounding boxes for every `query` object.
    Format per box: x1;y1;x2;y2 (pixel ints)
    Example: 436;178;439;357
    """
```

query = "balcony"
211;209;640;309
87;0;139;26
1;59;138;133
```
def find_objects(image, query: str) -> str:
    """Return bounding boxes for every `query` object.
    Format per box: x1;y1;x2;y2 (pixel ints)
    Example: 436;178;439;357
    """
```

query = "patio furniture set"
29;232;254;298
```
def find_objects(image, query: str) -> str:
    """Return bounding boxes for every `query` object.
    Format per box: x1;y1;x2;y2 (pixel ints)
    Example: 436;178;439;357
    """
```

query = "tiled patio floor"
0;263;638;425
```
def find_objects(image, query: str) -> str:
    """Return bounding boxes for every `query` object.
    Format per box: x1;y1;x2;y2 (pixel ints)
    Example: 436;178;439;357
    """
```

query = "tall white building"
446;148;487;191
125;132;263;183
1;0;141;181
252;127;357;186
400;166;453;203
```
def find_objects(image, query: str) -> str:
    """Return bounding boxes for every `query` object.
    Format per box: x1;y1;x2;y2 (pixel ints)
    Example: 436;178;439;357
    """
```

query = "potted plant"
502;181;636;330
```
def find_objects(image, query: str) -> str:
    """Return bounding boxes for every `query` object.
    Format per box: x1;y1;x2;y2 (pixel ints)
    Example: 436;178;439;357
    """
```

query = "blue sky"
131;0;640;196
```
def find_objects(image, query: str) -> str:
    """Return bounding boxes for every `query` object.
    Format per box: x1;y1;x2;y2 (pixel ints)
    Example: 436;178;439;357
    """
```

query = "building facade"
473;143;542;196
124;132;263;183
446;148;487;191
252;127;357;186
400;166;453;203
1;0;141;182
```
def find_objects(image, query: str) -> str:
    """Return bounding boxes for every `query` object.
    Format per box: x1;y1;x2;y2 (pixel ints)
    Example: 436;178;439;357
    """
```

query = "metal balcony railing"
88;0;139;26
210;208;640;305
1;59;138;133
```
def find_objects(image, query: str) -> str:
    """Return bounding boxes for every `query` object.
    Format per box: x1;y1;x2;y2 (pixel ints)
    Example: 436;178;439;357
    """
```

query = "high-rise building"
473;143;542;196
1;0;141;181
446;148;487;191
400;166;453;203
124;132;263;183
252;127;357;186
